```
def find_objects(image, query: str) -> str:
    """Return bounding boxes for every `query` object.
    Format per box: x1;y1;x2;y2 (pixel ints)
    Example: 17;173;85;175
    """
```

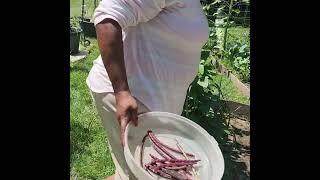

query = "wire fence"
201;0;250;83
203;0;250;28
71;0;249;27
70;0;250;50
70;0;99;18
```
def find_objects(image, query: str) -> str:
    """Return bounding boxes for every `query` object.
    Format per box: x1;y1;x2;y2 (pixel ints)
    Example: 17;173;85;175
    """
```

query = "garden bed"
213;57;250;97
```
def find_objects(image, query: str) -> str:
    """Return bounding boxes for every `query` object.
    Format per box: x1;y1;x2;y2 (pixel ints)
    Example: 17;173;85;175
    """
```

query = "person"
86;0;209;179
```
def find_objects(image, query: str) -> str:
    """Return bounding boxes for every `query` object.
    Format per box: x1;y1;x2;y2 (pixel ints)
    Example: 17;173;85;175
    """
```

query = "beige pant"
90;91;150;180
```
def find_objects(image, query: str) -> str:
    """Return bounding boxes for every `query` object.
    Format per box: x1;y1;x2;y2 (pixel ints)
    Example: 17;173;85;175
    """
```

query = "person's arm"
96;18;138;147
93;0;179;146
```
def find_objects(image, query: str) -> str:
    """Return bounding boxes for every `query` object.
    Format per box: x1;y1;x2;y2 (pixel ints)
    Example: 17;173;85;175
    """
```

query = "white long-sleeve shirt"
86;0;209;114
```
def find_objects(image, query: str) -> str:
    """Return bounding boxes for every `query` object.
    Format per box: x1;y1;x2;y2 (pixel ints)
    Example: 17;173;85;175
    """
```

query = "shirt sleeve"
93;0;182;29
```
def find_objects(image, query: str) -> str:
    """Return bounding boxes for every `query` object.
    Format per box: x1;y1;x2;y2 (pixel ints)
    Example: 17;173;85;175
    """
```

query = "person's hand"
115;91;138;147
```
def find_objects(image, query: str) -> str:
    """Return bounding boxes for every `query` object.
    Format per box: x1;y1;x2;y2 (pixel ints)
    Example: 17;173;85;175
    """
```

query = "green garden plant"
70;17;82;33
221;40;250;82
202;0;250;83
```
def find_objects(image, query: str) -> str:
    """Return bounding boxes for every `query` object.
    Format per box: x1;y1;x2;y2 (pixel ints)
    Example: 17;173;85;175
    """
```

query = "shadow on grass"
182;80;250;180
70;121;96;161
70;64;90;73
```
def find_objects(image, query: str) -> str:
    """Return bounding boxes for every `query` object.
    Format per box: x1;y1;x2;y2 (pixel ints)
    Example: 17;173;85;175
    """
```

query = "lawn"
70;39;115;179
70;1;114;179
226;27;250;49
212;73;250;105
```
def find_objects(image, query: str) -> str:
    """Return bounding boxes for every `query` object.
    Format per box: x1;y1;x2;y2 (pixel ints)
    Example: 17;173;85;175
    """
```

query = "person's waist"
95;52;200;68
92;56;198;84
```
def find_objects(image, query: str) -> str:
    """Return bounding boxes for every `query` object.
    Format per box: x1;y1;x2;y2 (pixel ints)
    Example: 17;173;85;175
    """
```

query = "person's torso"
97;0;208;83
90;0;209;113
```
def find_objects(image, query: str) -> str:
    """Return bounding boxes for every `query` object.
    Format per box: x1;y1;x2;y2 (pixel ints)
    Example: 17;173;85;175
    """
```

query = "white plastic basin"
124;112;225;180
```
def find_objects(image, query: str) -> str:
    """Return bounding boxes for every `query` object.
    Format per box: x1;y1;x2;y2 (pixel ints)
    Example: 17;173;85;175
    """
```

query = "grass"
226;27;250;49
70;38;115;179
70;2;114;179
211;73;250;105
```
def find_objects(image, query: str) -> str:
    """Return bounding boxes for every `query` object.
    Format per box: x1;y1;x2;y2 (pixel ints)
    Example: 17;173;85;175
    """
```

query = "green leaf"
197;76;209;88
201;50;210;60
239;44;247;53
235;57;242;61
222;17;229;21
211;0;221;5
224;129;230;134
212;12;219;16
232;9;241;14
198;64;204;75
217;6;225;11
205;55;212;65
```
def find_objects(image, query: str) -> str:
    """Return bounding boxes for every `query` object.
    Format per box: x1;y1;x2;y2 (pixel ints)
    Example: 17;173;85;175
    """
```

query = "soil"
228;117;250;179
